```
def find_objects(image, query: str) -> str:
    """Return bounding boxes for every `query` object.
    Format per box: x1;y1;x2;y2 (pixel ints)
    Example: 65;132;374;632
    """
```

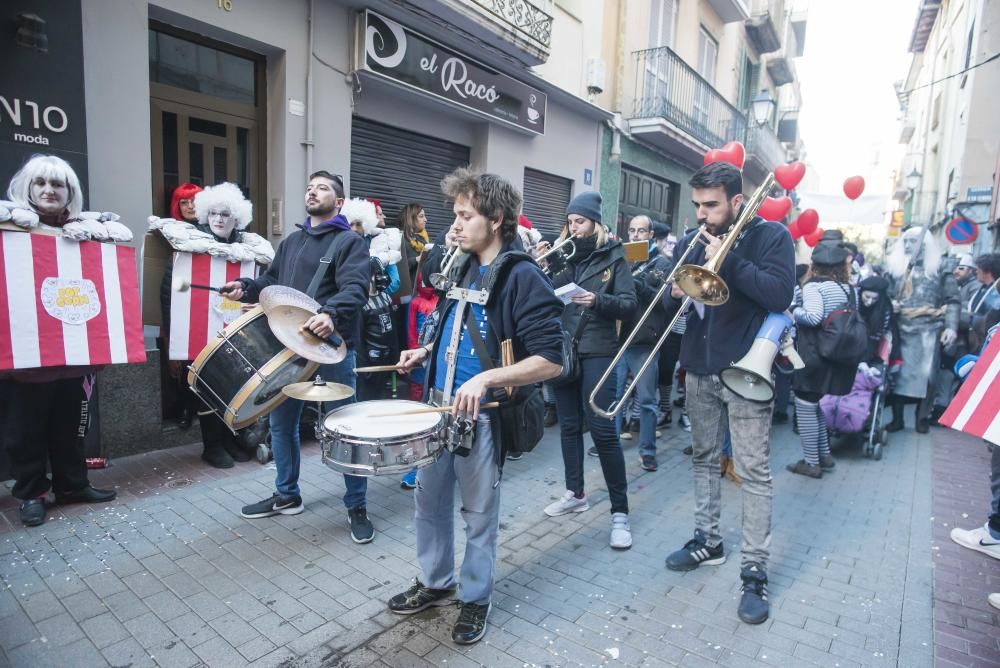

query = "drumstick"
173;277;231;294
354;364;405;373
365;401;500;418
501;339;514;397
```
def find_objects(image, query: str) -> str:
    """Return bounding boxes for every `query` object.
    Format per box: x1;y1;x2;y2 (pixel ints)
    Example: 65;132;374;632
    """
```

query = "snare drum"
188;306;319;430
320;400;447;476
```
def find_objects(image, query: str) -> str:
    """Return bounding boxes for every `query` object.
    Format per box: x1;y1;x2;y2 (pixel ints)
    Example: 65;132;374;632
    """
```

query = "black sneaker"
348;505;375;544
656;411;672;429
641;455;658;472
19;498;46;527
738;563;769;624
587;446;599;457
240;493;303;519
673;396;685;408
452;601;491;645
665;530;726;571
682;445;693;455
388;580;456;615
506;451;524;461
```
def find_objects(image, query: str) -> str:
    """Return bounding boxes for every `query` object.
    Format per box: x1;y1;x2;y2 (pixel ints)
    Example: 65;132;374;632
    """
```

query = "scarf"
408;228;429;254
569;234;598;264
303;213;351;232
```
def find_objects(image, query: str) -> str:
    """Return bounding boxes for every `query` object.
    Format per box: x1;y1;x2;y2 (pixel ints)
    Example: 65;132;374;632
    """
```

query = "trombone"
429;245;464;290
587;173;776;419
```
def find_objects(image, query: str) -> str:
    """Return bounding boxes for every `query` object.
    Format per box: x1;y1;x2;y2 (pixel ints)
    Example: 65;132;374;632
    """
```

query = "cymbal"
282;377;355;402
259;285;347;364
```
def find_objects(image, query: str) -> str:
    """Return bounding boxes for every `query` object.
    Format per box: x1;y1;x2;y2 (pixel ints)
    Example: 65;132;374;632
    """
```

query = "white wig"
193;182;252;230
339;198;379;235
7;154;84;218
887;226;942;279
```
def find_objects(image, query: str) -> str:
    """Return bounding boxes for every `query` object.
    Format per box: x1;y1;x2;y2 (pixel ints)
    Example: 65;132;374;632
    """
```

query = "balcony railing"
631;46;747;150
470;0;553;47
746;123;786;171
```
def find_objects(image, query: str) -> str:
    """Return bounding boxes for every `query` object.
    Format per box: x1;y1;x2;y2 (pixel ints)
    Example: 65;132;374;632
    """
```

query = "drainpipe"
304;0;316;176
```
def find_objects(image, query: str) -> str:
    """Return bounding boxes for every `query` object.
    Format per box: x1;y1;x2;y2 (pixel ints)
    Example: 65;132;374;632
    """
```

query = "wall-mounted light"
15;13;48;53
750;90;776;127
905;168;922;193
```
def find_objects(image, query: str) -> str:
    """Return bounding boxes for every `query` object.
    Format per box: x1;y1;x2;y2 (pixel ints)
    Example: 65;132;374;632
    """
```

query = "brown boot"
719;454;730;478
724;457;741;484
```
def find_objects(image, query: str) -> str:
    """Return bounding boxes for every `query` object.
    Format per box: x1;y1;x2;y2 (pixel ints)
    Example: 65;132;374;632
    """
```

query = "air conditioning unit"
585;58;606;96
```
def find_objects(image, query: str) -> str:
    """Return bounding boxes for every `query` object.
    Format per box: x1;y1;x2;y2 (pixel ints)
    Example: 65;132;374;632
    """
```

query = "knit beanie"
566;191;602;224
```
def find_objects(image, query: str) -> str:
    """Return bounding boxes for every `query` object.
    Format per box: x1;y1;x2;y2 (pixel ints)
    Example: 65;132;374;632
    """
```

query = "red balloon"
758;196;792;221
787;219;801;240
805;228;824;247
843;176;865;200
703;142;745;169
774;162;806;190
795;209;820;235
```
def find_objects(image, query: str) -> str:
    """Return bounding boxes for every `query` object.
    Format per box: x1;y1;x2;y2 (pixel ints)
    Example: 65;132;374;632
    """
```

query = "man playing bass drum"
663;162;795;625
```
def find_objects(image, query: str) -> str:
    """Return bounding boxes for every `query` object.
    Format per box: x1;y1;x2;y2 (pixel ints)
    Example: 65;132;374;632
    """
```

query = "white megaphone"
720;312;804;402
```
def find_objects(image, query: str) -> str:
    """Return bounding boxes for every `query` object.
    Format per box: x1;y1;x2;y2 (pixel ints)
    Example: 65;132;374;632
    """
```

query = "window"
149;30;256;105
697;27;719;84
961;22;975;88
737;51;759;111
648;0;678;48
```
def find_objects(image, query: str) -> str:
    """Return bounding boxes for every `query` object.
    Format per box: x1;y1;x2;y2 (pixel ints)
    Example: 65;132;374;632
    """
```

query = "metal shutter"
523;168;573;237
350;117;471;240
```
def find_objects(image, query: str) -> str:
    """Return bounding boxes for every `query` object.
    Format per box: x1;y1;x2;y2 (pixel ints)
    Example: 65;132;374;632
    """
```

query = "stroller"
820;335;893;460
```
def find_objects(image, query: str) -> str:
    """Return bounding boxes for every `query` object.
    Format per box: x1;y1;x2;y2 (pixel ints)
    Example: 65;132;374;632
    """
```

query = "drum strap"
306;233;343;299
441;297;469;404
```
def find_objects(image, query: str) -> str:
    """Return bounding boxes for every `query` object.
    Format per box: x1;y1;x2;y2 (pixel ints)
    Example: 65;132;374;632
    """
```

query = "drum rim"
320;425;444;446
321;400;445;442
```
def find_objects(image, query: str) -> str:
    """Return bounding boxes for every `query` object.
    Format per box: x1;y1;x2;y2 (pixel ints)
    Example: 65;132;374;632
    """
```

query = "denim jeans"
553;356;629;514
615;346;660;456
415;416;499;604
269;351;367;509
686;373;773;569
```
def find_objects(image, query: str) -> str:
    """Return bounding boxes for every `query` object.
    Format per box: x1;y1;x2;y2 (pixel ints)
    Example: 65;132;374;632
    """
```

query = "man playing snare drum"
387;168;563;644
221;171;374;543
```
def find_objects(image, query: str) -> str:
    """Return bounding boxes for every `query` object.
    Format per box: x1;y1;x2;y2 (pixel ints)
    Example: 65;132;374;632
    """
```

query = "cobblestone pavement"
0;414;941;667
931;427;1000;668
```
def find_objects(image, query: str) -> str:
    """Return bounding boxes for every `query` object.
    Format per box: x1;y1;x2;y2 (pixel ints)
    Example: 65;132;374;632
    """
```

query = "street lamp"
750;90;776;127
905;168;922;194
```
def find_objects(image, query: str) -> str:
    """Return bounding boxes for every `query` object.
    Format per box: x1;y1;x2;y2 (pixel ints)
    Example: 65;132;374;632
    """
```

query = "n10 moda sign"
0;0;88;193
361;11;546;135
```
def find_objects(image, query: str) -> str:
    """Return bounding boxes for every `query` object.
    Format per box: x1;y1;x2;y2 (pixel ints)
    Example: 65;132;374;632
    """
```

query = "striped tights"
794;395;829;466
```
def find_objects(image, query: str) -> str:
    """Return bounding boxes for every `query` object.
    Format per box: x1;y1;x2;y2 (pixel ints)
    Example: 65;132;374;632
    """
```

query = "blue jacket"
668;217;795;376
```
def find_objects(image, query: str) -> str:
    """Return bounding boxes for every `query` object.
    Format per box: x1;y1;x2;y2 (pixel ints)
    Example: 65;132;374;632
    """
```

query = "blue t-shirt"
434;265;489;393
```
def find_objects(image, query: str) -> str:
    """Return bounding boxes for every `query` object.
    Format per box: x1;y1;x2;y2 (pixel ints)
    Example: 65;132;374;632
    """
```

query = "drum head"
323;400;441;439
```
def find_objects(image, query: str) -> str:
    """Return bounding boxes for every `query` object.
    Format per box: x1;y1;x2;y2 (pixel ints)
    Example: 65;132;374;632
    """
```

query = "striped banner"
941;333;1000;446
0;230;145;371
168;252;256;361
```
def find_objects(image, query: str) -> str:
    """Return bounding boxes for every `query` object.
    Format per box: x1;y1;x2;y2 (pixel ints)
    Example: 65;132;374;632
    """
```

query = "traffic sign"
944;217;978;245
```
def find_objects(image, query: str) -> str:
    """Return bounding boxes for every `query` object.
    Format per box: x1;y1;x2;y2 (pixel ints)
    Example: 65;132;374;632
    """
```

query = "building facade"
893;0;999;254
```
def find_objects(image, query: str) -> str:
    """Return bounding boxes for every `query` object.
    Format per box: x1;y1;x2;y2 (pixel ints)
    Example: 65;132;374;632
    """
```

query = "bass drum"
188;306;318;430
320;400;446;476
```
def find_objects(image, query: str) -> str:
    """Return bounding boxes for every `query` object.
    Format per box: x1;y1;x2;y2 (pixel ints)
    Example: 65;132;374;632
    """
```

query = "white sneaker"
610;513;632;550
950;524;1000;560
621;432;633;440
544;491;590;517
989;593;1000;611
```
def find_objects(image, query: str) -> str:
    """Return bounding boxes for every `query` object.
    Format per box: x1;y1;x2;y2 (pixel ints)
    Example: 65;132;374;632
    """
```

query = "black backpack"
817;284;868;366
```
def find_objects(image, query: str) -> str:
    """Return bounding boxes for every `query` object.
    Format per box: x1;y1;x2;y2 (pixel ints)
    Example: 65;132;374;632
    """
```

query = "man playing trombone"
663;162;795;625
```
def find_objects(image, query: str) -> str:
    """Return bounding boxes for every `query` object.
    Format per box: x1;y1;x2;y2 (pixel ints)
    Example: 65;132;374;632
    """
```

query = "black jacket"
622;244;673;347
423;244;563;466
551;240;638;357
792;279;857;397
238;223;370;350
667;217;795;376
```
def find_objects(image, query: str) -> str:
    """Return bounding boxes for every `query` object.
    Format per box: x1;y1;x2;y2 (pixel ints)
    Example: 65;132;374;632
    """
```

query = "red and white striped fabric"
168;252;257;360
0;230;146;371
941;333;1000;446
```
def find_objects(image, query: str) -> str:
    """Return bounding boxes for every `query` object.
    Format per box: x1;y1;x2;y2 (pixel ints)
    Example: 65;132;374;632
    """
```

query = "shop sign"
361;10;546;135
0;0;88;194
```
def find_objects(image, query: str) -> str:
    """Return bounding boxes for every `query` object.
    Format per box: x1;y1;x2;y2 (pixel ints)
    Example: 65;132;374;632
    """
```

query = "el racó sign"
362;11;546;135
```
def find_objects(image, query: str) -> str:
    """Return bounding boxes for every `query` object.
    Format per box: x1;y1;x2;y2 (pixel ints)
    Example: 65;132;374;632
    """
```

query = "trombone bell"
673;265;729;306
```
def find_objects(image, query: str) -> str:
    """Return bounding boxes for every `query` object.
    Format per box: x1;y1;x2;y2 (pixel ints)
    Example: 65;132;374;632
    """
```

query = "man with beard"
662;162;795;626
221;171;375;543
929;254;979;423
884;227;959;433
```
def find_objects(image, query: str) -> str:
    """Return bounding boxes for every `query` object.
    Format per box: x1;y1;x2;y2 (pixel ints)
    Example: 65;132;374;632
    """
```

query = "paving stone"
103;636;156;668
80;612;131;649
35;612;85;647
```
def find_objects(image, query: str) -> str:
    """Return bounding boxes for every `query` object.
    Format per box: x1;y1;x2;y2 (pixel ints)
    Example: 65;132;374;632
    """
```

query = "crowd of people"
4;152;999;645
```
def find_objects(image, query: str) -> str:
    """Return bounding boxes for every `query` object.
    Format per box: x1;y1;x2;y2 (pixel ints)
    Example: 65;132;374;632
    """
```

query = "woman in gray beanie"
541;191;638;549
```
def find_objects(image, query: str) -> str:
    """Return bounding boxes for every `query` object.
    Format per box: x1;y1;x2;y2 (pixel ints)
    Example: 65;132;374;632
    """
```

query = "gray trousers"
687;373;774;569
415;418;500;605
